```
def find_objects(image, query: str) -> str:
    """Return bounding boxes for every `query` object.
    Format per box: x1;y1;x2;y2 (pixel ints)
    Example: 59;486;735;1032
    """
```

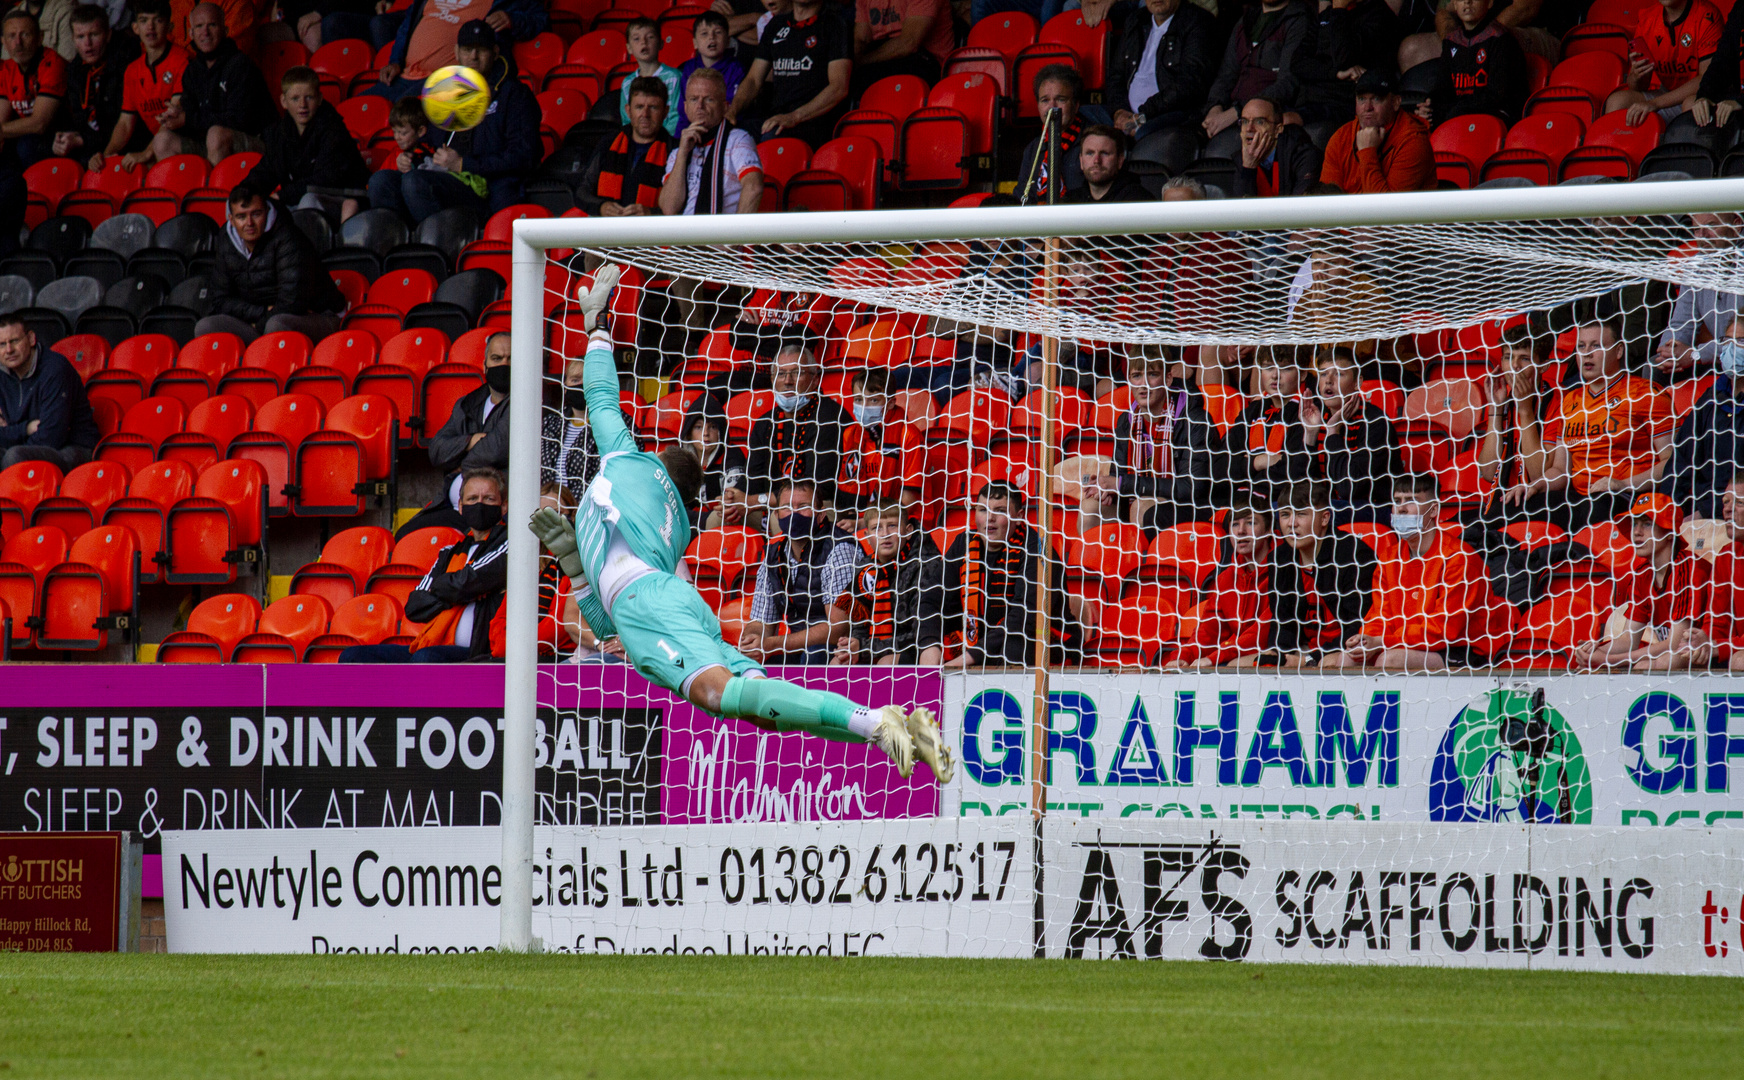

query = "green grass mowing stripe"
1;956;1740;1080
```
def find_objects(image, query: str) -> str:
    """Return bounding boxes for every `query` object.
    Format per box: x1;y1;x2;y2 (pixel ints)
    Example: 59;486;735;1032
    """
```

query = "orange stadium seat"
0;460;63;537
157;592;261;662
232;594;331;662
37;524;139;651
161;394;253;475
228;394;324;517
165;458;268;585
294;394;397;516
291;525;396;609
0;525;69;649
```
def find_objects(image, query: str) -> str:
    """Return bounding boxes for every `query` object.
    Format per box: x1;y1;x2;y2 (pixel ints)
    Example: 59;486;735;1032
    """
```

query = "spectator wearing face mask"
739;476;858;663
745;343;849;512
341;467;508;663
1667;317;1744;521
837;367;907;508
398;330;511;538
540;353;602;505
679;405;747;532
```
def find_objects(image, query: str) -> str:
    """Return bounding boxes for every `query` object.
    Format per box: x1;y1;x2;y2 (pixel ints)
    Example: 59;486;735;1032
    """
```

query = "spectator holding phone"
1608;0;1722;126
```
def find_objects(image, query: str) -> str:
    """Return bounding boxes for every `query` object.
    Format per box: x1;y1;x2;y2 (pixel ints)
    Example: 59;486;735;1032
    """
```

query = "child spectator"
832;499;946;665
837;368;907;508
1163;499;1275;670
1421;0;1528;127
1573;494;1713;671
942;480;1089;667
378;95;438;174
1113;344;1233;536
1242;344;1314;496
1304;346;1398;523
1608;0;1723;125
245;64;370;221
1269;481;1379;668
1331;473;1497;671
621;18;680;135
679;11;745;106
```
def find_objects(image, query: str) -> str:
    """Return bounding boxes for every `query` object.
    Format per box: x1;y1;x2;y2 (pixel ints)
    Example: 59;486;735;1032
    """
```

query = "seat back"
242;331;313;381
809;137;881;209
377;328;448;378
324;394;397;480
1503;112;1586;169
0;459;63;522
310;330;379;384
193;458;268;547
48;460;130;526
108;332;177;382
3;524;71;578
390;526;464;571
927;73;998;156
320;525;396;588
328;592;403;644
756;137;812;202
1038;11;1108;88
257;594;332;650
185;592;261;657
248;393;326;448
898;107;970;189
858;74;929;123
1546;50;1626;102
966;11;1037;64
118;394;185;447
366;268;439;314
177;331;244;380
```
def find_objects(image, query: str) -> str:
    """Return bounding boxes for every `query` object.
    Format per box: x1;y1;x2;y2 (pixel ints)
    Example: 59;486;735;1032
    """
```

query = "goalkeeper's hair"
658;446;705;507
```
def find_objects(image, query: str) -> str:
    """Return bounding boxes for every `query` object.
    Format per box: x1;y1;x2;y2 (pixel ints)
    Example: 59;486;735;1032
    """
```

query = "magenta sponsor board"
1;665;945;886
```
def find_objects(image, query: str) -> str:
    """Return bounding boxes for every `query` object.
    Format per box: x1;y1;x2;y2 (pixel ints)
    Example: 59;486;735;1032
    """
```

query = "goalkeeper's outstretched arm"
577;265;637;456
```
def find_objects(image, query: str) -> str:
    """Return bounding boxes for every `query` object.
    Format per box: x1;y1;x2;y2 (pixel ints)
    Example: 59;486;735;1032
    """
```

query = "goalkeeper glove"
578;263;621;333
528;507;585;581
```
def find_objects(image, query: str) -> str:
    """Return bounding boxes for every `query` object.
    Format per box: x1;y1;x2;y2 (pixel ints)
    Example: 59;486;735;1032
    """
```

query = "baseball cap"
1353;70;1398;97
1619;492;1683;533
457;19;497;47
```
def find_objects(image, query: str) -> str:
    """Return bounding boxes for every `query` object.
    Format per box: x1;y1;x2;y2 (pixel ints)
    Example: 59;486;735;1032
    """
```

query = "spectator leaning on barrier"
0;310;98;470
1316;69;1434;193
942;480;1088;668
1232;95;1320;197
0;10;68;168
1542;313;1674;533
1268;480;1379;669
1572;493;1713;671
1106;0;1220;142
741;476;857;664
1330;472;1496;671
142;2;272;167
52;5;141;165
245;64;371;221
832;498;945;665
342;467;509;664
92;0;189;170
1666;317;1744;521
577;76;675;217
401;330;511;537
195;182;347;344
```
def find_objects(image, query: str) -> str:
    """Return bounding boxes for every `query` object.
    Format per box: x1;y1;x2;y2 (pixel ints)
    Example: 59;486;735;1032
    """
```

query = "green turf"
1;955;1740;1079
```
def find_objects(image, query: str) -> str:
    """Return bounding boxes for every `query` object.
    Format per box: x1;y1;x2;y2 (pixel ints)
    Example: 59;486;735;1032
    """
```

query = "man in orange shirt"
1317;71;1434;194
1573;493;1713;670
1543;313;1675;533
1163;499;1274;670
1329;473;1498;671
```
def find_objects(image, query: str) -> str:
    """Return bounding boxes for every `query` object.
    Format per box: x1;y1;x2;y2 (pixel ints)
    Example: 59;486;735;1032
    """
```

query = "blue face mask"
1720;340;1744;377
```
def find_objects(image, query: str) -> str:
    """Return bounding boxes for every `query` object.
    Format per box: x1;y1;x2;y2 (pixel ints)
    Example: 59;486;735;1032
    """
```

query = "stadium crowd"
0;0;1741;670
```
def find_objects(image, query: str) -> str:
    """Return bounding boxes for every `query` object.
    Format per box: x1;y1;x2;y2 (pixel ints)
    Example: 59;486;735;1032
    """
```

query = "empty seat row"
159;591;412;663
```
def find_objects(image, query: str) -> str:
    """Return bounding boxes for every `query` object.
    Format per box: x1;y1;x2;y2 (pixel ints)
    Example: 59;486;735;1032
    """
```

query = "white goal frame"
500;178;1744;951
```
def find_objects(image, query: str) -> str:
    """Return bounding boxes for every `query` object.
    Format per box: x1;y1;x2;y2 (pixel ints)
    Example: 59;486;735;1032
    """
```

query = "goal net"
502;182;1744;972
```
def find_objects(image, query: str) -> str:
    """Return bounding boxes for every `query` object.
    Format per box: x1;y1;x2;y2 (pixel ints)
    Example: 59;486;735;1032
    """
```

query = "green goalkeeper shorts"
610;571;764;696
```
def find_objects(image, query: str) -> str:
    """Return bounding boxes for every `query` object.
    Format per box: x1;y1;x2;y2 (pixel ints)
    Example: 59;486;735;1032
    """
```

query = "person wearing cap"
1572;493;1713;671
368;20;540;222
1317;70;1435;194
1328;472;1502;671
370;0;547;104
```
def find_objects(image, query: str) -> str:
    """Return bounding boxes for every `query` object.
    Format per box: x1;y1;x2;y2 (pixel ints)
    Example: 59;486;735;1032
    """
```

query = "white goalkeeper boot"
577;263;621;333
905;707;954;784
869;705;915;779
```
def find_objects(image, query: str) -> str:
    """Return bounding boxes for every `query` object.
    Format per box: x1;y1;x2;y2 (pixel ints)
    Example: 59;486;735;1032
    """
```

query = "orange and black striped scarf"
596;129;673;209
963;523;1032;650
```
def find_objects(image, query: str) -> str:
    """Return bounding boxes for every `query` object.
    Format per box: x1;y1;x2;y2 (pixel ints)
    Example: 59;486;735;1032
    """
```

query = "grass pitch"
1;955;1740;1078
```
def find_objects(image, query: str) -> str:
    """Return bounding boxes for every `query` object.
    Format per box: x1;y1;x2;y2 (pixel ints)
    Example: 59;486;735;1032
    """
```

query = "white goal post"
500;179;1744;952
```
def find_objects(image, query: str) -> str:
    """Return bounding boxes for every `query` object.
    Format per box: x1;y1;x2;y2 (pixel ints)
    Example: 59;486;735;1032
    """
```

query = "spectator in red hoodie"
1317;70;1434;193
1573;493;1713;671
1164;499;1274;669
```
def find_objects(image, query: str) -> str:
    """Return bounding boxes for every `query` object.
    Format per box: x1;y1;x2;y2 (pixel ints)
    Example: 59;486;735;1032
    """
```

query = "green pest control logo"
1431;688;1591;823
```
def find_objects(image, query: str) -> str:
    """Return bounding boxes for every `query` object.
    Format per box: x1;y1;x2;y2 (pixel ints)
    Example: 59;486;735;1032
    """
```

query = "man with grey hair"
396;330;513;537
746;342;851;512
1160;174;1207;200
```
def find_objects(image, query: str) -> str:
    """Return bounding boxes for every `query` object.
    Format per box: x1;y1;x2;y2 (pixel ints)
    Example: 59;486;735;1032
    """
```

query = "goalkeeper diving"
527;266;953;782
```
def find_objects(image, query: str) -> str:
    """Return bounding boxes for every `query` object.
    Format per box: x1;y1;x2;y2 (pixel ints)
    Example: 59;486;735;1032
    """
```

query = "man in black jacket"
1420;0;1528;127
832;499;946;664
194;183;347;344
1232;95;1320;196
0;311;98;469
1113;346;1233;535
575;76;675;217
1107;0;1220;141
1292;0;1402;126
1063;125;1152;202
341;467;509;663
942;481;1089;667
1305;347;1398;522
746;343;849;513
1266;480;1379;667
244;65;370;222
371;20;541;222
144;3;273;166
51;5;141;165
1202;0;1313;138
397;331;512;538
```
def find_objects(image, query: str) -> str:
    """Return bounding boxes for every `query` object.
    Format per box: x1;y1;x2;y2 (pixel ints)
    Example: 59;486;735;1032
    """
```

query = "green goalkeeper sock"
719;677;872;743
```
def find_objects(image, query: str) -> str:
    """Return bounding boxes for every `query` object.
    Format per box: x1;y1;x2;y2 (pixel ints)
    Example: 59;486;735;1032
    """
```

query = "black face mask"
461;501;502;532
562;385;587;413
484;365;511;393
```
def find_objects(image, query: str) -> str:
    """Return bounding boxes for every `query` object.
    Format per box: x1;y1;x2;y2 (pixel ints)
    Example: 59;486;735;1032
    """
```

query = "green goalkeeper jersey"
569;337;691;641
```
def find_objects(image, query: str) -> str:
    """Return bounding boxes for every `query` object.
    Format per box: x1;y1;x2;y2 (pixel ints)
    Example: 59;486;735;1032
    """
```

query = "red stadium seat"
311;39;374;84
1038;11;1108;88
24;157;82;219
1482;113;1586;184
366;526;462;606
782;169;851;211
95;395;185;475
514;32;567;85
180;187;229;224
1433;113;1510;187
565;28;627;70
205;153;263;192
537;87;594;139
143;154;210;198
0;460;62;537
0;525;69;649
291;528;391;610
683;526;765;610
1546;50;1627;106
966;11;1037;66
228;393;324;517
450;327;494;368
258;40;309;97
725;388;774;447
102;459;193;582
165;458;268;584
1562;22;1629;58
232;594;331;663
336;95;392;141
157;592;261;662
898;106;970;190
1582;108;1665;169
458;238;512;279
943;46;1010;95
809;136;881;209
161;394;253;474
51;333;109;381
483;203;552;242
366;268;438;315
858;74;929;123
928;73;998;158
420;363;484;446
293;393;397;516
834;110;898;175
118;188;179;226
37;524;139;650
304;593;404;661
33;460;129;538
757;137;812;207
341;303;403;342
56;190;114;228
541;62;605;95
81;156;143;200
152;332;241;408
